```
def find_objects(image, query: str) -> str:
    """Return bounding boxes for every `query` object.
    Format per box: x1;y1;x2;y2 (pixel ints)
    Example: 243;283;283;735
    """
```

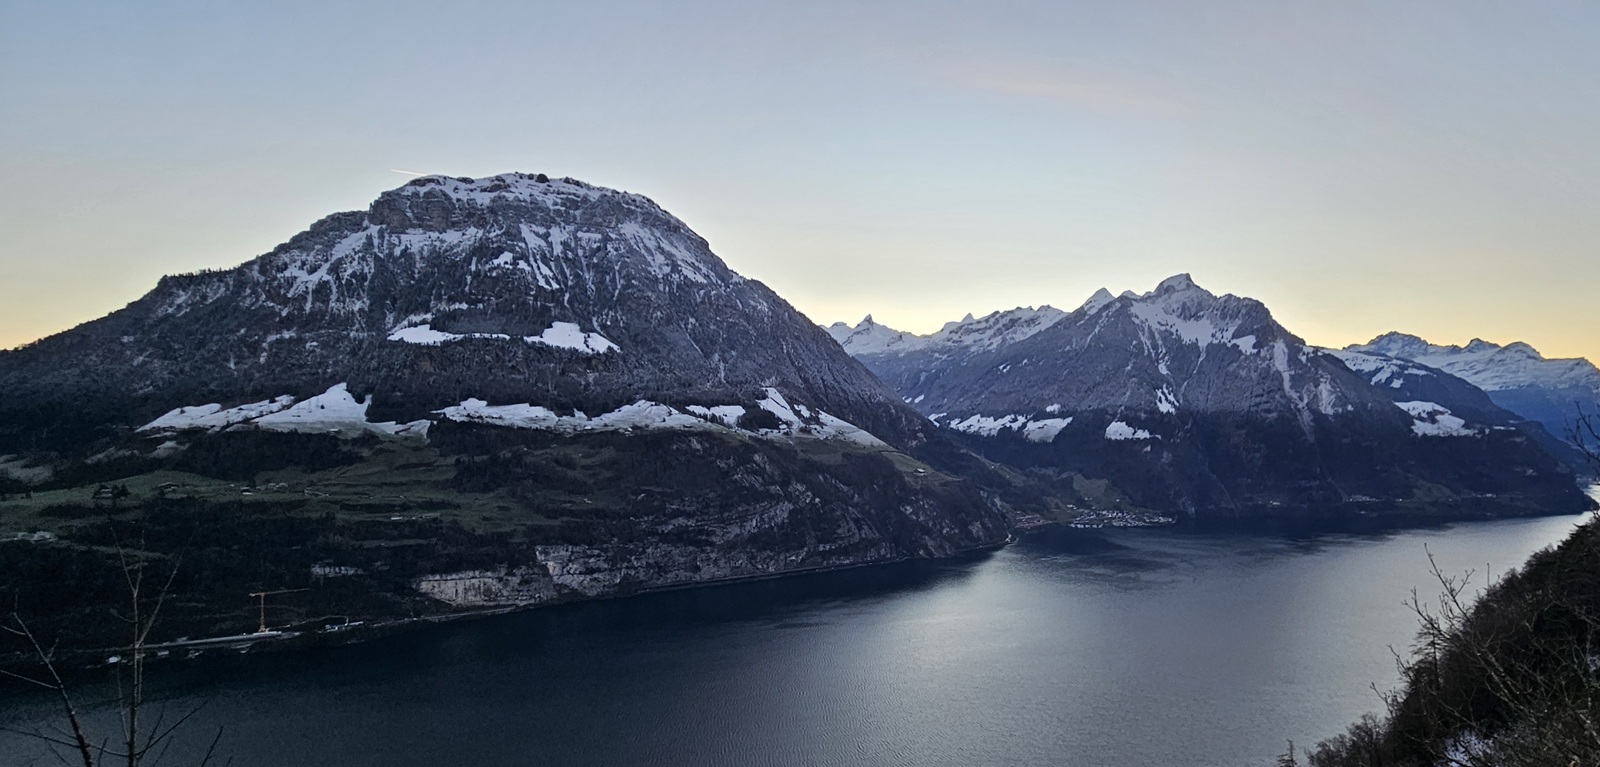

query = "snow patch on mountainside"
1105;421;1154;440
142;385;428;437
388;325;511;345
685;405;745;427
1326;348;1435;389
1156;387;1178;414
252;384;430;436
1023;418;1073;442
438;399;712;433
757;388;886;446
528;322;618;353
437;389;884;447
946;414;1028;438
937;413;1072;443
139;396;296;433
386;321;616;353
1396;401;1479;438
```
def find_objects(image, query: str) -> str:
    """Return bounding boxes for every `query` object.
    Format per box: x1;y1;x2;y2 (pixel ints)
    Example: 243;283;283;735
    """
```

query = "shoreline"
7;492;1594;678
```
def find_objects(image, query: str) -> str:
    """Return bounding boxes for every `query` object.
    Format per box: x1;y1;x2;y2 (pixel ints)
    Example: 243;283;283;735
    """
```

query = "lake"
3;503;1596;767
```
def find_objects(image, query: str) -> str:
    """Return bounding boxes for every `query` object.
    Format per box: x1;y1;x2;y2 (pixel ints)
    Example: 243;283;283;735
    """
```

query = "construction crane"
247;588;308;633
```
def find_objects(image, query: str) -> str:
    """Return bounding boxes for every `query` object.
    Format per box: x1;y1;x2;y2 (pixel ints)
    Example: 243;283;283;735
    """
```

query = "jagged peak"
1152;273;1202;295
1131;273;1218;303
1500;341;1543;358
1080;287;1116;315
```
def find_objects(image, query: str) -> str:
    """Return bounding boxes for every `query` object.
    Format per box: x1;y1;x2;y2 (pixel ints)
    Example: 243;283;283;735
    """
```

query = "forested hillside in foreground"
1301;425;1600;766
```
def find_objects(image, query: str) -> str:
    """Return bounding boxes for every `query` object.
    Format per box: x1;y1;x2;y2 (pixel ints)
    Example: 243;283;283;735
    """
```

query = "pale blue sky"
3;1;1598;359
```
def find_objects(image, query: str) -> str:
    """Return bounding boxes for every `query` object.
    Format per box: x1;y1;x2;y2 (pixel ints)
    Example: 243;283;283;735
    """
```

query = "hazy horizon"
4;1;1597;361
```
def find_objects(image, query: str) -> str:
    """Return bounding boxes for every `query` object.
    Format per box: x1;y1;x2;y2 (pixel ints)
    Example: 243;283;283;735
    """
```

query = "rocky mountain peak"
1079;288;1116;315
1150;272;1207;296
1356;332;1435;359
828;305;1067;357
824;315;928;356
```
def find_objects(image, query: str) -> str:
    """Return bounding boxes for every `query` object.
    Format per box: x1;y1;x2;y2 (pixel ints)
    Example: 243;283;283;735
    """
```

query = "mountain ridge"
1347;331;1600;454
834;275;1591;518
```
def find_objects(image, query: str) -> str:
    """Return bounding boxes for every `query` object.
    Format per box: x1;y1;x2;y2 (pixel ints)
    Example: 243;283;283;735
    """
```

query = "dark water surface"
3;507;1596;767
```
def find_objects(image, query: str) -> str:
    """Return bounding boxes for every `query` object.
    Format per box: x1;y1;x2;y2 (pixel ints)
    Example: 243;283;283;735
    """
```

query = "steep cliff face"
0;174;1008;634
837;276;1590;520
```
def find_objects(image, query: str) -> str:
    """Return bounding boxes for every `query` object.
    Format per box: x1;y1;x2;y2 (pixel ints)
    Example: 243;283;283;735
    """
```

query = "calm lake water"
4;503;1597;767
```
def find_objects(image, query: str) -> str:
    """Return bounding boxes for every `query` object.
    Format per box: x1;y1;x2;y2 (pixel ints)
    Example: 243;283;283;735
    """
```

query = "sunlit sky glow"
3;1;1597;360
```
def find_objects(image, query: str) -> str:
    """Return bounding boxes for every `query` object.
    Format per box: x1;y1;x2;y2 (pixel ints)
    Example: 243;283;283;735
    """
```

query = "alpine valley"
0;174;1592;655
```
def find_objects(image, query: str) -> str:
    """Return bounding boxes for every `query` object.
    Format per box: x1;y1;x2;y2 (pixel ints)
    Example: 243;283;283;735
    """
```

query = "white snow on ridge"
388;325;510;345
1351;334;1600;393
946;414;1028;438
528;322;618;354
756;388;886;446
1023;418;1073;442
438;399;713;432
140;396;296;433
1325;348;1434;389
1104;421;1153;441
685;405;746;427
938;413;1073;443
1395;401;1478;438
252;384;429;436
437;389;885;447
141;385;428;437
387;321;617;354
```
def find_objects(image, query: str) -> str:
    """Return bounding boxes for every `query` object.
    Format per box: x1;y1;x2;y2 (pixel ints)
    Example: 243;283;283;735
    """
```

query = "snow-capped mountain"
823;315;932;356
1346;333;1600;450
0;173;1009;594
1352;333;1600;393
1322;348;1524;428
1;174;951;452
840;275;1589;518
825;305;1066;358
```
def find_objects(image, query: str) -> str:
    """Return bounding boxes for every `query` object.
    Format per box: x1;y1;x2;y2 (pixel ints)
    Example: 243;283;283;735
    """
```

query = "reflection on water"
1;510;1593;767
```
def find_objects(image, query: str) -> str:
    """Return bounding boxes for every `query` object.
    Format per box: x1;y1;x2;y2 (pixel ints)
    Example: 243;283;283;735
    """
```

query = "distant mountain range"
829;275;1592;519
1345;333;1600;452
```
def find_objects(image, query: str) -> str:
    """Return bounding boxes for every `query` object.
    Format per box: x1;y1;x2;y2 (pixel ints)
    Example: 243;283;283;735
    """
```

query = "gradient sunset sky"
3;1;1597;360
